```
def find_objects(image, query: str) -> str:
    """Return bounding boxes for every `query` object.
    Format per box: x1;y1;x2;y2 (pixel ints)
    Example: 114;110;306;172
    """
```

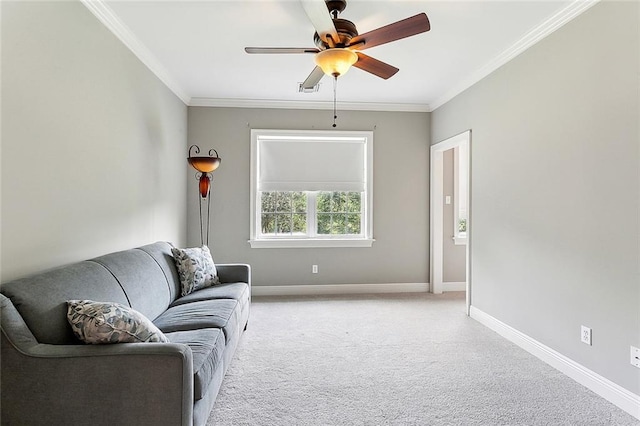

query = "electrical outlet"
581;326;592;345
631;346;640;369
312;265;318;274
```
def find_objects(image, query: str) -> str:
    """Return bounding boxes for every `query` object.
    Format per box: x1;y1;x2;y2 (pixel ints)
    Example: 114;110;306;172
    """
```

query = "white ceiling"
88;0;595;111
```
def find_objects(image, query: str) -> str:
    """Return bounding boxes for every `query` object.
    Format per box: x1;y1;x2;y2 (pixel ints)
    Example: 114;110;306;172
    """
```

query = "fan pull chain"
333;75;338;128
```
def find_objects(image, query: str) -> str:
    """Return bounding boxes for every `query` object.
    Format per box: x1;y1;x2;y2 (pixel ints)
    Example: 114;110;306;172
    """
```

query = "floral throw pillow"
171;245;220;297
67;300;169;344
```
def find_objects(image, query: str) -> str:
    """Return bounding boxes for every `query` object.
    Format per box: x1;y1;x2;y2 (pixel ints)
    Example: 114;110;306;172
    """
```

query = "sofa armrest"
217;263;251;287
1;295;194;426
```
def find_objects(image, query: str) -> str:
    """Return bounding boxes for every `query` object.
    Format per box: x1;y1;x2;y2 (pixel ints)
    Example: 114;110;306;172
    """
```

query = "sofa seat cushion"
153;299;240;341
165;328;225;401
170;282;249;307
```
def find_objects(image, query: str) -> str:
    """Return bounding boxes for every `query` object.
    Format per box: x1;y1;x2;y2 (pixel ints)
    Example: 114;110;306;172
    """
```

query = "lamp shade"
314;48;358;77
188;156;221;173
187;145;221;173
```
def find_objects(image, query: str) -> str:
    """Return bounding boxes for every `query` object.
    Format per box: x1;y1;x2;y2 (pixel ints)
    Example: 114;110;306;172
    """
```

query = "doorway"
430;130;471;314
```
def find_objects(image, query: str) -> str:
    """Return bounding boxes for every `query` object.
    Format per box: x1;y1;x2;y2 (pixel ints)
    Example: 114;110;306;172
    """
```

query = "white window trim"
249;129;374;248
453;144;468;246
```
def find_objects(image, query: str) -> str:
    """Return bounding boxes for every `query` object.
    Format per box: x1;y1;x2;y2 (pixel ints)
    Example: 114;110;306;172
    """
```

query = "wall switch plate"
631;346;640;369
312;265;318;274
581;326;592;345
445;195;451;205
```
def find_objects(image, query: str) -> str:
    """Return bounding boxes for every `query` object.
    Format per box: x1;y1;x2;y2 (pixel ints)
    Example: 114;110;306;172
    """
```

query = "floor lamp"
187;145;221;246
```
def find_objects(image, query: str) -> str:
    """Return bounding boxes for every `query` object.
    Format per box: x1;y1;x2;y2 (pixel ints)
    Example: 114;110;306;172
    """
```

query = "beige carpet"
208;292;638;425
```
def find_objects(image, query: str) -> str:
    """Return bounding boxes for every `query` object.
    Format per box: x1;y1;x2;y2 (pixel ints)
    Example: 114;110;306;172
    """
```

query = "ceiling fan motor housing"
314;18;358;48
325;0;347;16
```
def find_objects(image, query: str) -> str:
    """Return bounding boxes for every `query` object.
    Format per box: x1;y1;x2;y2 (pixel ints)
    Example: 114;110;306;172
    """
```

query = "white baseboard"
470;306;640;420
252;283;429;297
442;281;466;292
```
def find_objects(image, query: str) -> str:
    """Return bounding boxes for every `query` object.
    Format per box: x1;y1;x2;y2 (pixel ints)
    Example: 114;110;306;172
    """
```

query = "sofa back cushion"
90;243;174;321
136;242;182;302
0;262;129;344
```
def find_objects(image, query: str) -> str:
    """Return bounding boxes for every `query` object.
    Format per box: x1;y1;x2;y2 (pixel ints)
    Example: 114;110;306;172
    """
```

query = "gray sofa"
0;241;250;426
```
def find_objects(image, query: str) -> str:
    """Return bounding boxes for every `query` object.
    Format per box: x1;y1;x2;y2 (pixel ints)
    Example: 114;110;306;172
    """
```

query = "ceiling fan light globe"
314;48;357;77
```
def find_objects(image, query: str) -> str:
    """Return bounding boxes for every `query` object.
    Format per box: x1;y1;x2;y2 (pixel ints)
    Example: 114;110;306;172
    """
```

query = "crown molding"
81;0;598;114
430;0;600;111
80;0;190;105
80;0;427;112
189;97;430;112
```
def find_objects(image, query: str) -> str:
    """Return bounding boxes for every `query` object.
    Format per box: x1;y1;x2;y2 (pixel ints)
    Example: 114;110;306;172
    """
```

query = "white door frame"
430;130;472;315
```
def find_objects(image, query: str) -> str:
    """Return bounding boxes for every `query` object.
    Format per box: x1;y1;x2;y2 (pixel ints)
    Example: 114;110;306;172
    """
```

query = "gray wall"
442;149;466;283
431;2;639;394
187;107;430;287
1;1;188;282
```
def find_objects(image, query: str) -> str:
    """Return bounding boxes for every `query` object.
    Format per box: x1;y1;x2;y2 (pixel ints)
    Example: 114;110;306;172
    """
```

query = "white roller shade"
258;136;366;192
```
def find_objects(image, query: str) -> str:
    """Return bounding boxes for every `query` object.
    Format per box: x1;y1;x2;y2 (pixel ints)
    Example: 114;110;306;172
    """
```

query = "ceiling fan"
244;0;431;91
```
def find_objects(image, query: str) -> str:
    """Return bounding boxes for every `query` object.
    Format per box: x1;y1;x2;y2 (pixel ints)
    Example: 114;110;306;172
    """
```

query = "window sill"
249;238;375;248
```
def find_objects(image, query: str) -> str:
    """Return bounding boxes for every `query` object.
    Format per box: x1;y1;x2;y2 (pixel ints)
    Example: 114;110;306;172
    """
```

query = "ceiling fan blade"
301;66;325;90
300;0;339;46
349;13;430;51
353;53;399;79
245;47;320;54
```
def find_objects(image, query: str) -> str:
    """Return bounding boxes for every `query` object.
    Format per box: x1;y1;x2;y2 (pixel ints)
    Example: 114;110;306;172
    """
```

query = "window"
250;129;373;248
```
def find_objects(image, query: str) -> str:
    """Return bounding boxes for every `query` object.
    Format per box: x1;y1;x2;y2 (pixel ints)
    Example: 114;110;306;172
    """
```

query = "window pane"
276;192;291;212
347;214;361;234
261;192;276;213
275;214;291;234
332;214;346;234
317;213;331;234
292;191;306;213
333;192;347;212
347;193;361;213
261;213;275;234
317;192;331;213
292;214;306;233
